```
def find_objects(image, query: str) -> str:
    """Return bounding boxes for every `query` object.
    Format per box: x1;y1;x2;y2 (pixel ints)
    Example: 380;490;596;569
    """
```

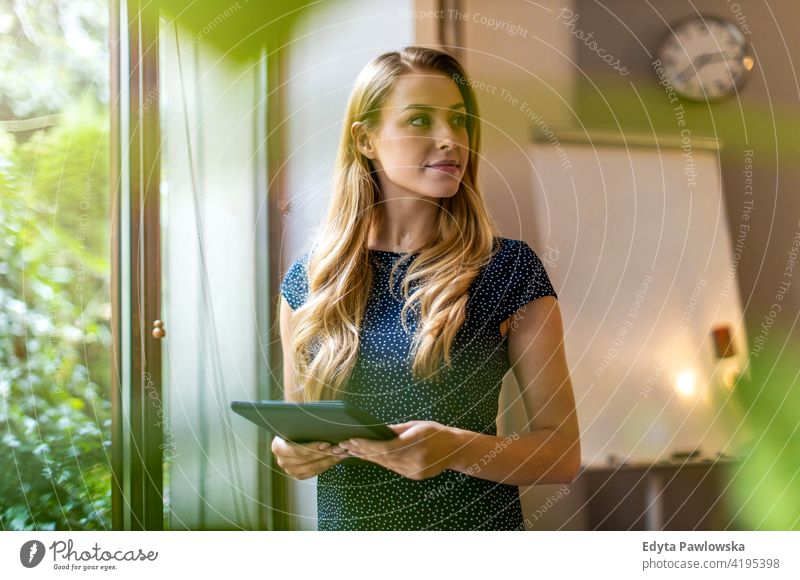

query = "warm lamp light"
676;370;697;397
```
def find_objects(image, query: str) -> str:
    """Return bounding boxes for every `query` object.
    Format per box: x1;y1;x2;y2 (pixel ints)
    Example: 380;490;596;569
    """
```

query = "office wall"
571;0;800;347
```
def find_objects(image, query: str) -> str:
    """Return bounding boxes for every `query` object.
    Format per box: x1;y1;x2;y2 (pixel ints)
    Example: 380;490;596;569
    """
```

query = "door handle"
152;319;166;340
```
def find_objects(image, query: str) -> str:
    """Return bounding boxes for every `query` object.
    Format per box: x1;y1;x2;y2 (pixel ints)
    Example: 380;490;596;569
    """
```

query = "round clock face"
656;15;754;101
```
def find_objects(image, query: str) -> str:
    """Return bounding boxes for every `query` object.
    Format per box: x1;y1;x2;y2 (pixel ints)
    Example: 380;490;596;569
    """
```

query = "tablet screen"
230;400;397;445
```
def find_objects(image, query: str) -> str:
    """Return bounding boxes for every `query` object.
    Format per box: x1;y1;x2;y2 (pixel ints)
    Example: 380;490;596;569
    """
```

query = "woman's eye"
409;113;466;128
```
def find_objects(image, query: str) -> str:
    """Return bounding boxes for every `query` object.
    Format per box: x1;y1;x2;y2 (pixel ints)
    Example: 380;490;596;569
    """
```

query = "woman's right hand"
271;436;351;480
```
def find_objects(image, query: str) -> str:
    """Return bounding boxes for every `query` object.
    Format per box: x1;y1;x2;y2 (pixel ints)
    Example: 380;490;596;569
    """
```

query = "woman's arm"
279;295;299;402
273;295;352;478
339;296;581;486
447;296;581;486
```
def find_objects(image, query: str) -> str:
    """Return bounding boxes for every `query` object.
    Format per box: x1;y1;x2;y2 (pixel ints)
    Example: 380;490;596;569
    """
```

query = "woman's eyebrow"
403;103;466;111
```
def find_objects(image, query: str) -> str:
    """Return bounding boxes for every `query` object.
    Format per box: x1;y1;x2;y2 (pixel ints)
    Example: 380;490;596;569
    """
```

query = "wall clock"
656;15;754;101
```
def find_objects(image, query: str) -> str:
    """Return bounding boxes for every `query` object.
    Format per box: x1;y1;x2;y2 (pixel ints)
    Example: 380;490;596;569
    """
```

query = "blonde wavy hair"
284;46;501;402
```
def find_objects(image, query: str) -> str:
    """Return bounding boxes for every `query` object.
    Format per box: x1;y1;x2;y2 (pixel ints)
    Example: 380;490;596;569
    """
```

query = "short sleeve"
280;252;310;310
495;239;558;323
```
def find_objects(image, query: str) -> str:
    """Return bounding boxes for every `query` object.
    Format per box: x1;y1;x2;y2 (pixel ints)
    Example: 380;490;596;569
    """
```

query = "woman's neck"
368;194;440;253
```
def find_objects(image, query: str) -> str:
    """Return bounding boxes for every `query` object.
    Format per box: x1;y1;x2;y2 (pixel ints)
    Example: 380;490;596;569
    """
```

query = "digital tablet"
230;400;397;466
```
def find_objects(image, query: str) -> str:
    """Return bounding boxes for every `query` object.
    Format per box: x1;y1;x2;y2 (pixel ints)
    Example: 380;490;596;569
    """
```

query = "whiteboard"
523;141;750;466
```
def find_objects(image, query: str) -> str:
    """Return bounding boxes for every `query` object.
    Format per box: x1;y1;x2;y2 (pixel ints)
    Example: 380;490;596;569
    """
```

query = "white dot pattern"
280;237;558;530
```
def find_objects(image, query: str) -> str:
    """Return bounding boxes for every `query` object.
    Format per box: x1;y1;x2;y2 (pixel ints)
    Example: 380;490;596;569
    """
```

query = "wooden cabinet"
576;460;746;530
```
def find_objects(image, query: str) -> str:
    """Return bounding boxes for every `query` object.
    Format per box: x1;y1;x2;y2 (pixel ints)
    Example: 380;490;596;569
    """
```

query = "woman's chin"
419;185;461;199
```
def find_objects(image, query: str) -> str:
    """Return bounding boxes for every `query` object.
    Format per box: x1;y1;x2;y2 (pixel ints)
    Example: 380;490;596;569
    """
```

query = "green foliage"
157;0;314;61
0;98;112;530
729;323;800;530
0;0;108;119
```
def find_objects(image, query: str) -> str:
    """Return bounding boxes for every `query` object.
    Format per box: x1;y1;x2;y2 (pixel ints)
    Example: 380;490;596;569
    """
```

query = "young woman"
274;46;580;530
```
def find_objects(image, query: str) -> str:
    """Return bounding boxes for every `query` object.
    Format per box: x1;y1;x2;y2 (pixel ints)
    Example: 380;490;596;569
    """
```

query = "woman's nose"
433;127;458;149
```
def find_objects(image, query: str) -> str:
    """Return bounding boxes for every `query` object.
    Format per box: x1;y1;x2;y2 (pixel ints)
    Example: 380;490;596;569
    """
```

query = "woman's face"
357;70;470;200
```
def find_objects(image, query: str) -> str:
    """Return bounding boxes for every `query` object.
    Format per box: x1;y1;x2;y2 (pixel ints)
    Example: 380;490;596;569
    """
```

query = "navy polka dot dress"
280;237;558;530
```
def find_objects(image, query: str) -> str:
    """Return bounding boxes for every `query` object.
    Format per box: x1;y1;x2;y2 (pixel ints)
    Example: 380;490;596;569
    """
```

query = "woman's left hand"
338;420;461;480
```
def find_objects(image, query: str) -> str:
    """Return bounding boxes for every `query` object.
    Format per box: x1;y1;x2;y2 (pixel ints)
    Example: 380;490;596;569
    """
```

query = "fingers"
387;421;417;435
271;437;338;461
278;446;345;468
279;441;349;463
280;451;348;480
342;436;405;456
271;437;352;479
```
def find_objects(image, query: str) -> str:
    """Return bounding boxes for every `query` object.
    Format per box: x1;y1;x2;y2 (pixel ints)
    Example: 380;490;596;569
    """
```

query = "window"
0;0;113;530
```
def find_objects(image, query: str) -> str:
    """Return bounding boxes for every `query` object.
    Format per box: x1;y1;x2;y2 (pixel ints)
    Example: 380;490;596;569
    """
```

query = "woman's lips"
425;164;460;175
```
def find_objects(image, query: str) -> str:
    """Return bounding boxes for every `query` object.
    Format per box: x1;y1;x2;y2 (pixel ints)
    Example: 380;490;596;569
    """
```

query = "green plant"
0;100;112;530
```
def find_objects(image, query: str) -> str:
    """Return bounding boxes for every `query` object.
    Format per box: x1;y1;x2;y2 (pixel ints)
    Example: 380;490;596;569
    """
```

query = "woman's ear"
351;121;376;159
